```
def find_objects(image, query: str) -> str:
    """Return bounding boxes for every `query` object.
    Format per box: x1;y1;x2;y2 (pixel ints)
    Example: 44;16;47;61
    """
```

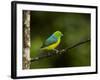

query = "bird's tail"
40;47;46;51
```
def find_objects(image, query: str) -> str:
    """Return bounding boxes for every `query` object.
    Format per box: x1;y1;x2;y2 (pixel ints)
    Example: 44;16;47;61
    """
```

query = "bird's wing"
41;35;57;48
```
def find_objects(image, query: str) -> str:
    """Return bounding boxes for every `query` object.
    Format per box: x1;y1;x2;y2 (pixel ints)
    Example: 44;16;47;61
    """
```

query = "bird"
41;31;63;52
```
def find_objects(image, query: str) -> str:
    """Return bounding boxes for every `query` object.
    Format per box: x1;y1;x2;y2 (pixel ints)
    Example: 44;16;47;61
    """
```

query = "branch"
30;39;90;62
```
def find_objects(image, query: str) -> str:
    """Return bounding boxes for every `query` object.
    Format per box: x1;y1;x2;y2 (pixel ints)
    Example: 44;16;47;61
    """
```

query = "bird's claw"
53;49;59;53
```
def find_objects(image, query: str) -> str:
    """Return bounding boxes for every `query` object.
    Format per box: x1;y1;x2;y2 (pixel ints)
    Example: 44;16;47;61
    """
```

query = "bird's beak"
61;34;63;36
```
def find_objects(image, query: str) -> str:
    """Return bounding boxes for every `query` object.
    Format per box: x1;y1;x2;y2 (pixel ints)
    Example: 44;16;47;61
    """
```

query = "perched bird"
41;31;63;51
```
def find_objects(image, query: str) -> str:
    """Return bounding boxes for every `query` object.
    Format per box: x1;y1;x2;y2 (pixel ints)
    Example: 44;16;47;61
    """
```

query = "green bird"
41;31;63;51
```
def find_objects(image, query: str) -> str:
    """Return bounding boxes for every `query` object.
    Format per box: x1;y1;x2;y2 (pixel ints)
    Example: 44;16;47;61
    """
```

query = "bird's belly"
45;39;60;50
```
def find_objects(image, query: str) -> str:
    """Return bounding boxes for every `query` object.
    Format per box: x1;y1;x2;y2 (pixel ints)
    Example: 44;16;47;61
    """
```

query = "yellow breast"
42;38;61;50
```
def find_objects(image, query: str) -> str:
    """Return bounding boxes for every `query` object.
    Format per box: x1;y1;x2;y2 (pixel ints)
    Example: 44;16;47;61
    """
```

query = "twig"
30;39;90;62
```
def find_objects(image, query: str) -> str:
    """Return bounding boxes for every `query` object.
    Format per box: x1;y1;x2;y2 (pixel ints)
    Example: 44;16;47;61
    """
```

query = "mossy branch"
30;39;90;62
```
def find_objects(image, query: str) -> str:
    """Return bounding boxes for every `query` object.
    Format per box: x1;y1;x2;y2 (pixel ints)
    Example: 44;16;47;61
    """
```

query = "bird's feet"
53;49;59;53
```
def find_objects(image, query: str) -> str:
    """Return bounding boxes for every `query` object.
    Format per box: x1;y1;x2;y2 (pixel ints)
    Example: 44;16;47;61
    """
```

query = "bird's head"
53;31;63;38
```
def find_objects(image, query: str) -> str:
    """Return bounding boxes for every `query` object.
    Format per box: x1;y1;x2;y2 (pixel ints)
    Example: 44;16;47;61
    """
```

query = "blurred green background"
30;11;90;69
